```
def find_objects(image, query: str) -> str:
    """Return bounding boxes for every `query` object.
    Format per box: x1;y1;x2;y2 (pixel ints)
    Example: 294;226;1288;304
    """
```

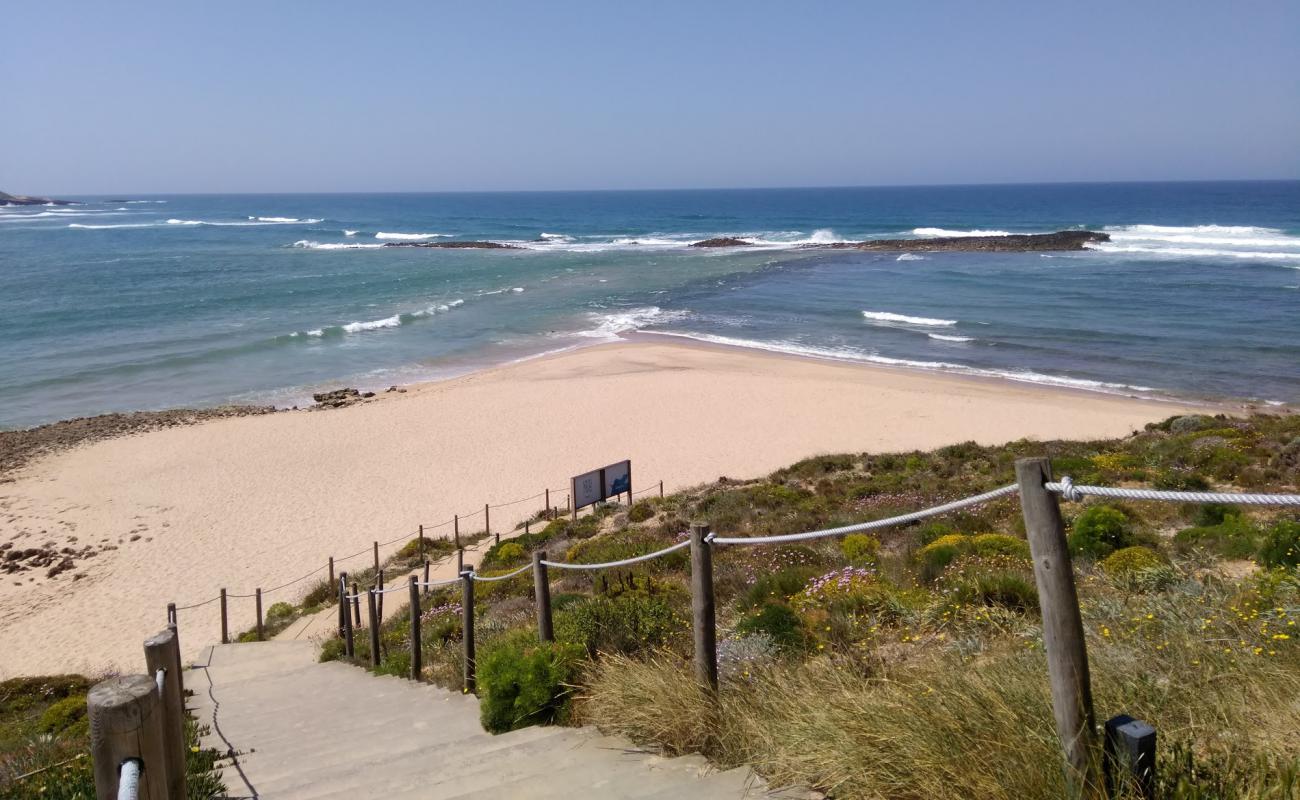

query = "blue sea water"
1;182;1297;429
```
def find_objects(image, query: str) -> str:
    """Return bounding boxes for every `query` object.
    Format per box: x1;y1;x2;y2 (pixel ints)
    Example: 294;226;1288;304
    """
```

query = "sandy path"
0;340;1202;677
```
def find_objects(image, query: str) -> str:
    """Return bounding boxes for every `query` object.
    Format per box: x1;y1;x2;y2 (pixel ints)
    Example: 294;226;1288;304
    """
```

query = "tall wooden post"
366;589;381;667
423;560;430;585
89;674;168;800
461;568;476;693
419;524;425;558
485;504;490;540
659;480;664;498
328;556;335;590
373;541;380;575
377;569;385;622
533;550;554;642
219;588;228;644
1016;457;1098;795
255;588;264;641
525;519;530;536
454;515;460;548
690;523;718;692
351;582;361;626
341;575;355;658
143;629;186;800
409;578;422;681
545;488;551;520
337;574;346;638
457;548;464;574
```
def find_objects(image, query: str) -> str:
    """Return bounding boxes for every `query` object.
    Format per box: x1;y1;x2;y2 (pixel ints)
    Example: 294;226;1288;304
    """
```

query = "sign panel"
603;460;631;497
571;468;604;511
570;459;633;512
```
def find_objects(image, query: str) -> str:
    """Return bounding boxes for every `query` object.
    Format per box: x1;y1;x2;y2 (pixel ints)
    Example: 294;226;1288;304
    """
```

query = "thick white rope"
154;668;165;695
369;584;408;595
471;564;533;582
542;539;690;570
1048;477;1300;506
342;592;364;601
415;577;463;589
710;484;1022;545
118;759;142;800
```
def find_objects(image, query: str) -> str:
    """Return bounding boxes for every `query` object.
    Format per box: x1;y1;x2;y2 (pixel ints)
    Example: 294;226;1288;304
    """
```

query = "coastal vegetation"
323;412;1300;798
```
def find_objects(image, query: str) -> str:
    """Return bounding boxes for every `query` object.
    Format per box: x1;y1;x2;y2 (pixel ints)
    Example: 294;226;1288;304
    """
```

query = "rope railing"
1048;476;1300;506
415;576;463;590
541;539;691;571
471;563;533;581
154;668;165;695
369;584;410;595
117;759;141;800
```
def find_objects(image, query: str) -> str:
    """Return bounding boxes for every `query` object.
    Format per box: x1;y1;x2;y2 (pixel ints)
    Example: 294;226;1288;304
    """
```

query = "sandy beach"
0;340;1205;677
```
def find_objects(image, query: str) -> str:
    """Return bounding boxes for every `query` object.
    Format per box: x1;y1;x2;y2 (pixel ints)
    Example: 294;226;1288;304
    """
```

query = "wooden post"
337;574;346;638
409;579;422;681
690;523;718;692
533;550;553;642
328;556;335;590
366;589;381;667
659;480;664;498
545;488;550;520
341;575;354;658
219;589;228;644
89;674;168;800
457;548;464;574
255;588;264;641
419;524;425;558
461;568;476;692
485;503;490;540
1016;457;1098;795
352;582;361;626
525;519;530;536
142;629;186;800
454;515;460;548
376;569;385;623
423;560;430;585
373;540;379;574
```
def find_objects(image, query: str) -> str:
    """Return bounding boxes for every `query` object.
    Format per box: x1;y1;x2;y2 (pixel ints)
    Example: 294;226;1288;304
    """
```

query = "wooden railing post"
461;567;476;693
366;589;381;667
89;674;167;800
341;574;355;658
255;588;264;641
337;574;346;638
454;514;460;548
533;550;553;642
377;569;385;622
689;523;718;692
1016;457;1098;795
373;540;379;574
219;589;228;644
659;480;664;498
423;559;430;585
457;548;464;574
545;488;550;519
352;582;361;626
328;556;335;590
419;524;425;558
485;503;490;541
143;629;186;799
409;578;422;680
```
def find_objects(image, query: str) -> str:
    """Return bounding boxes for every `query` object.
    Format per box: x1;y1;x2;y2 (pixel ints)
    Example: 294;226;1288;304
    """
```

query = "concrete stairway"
188;641;813;799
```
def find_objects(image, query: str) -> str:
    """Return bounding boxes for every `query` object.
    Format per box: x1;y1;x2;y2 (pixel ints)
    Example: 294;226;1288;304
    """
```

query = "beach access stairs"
187;640;815;799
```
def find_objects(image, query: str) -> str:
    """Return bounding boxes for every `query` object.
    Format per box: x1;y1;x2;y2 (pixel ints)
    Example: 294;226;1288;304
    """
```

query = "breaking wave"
292;240;384;250
862;310;958;327
374;231;449;240
913;227;1012;237
1090;225;1300;262
293;298;465;337
575;307;691;340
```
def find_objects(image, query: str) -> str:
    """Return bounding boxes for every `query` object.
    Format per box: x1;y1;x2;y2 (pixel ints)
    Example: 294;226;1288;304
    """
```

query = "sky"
3;1;1299;194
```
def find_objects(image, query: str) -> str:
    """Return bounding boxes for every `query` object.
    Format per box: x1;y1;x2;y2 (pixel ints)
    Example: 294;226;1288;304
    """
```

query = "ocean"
1;182;1296;430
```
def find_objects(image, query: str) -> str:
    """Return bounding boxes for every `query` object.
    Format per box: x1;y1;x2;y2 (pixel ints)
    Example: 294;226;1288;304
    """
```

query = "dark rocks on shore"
382;241;521;250
690;237;755;248
311;387;375;408
0;405;279;482
829;230;1109;252
0;190;76;206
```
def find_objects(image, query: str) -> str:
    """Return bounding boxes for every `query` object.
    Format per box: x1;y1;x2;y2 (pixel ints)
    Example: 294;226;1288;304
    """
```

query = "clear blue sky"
4;0;1298;194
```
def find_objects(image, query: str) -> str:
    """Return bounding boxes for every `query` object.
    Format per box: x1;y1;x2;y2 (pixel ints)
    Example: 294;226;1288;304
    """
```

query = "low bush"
735;603;809;652
1174;513;1259;560
628;502;655;523
917;534;971;579
939;555;1038;612
971;533;1030;559
37;696;87;736
738;566;821;609
479;631;583;733
566;530;687;573
1068;505;1134;559
486;541;526;567
1257;519;1300;569
555;592;684;658
840;534;880;566
1101;546;1175;591
266;601;295;621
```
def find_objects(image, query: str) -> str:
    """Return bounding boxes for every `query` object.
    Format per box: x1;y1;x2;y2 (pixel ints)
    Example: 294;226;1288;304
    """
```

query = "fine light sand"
0;340;1203;677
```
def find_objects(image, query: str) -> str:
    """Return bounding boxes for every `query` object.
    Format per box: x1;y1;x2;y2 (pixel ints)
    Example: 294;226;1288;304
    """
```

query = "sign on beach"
571;459;632;513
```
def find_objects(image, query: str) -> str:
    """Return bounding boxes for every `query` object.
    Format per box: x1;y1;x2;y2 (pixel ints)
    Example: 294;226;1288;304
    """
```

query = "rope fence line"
1048;477;1300;506
415;577;463;590
541;539;691;571
471;563;533;581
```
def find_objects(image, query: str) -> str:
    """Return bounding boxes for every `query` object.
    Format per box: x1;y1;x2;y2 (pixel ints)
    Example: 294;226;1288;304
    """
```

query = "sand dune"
0;340;1202;677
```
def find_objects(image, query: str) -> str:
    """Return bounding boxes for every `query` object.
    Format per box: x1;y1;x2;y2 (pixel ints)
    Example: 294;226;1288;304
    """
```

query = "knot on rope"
1058;475;1083;502
704;532;716;544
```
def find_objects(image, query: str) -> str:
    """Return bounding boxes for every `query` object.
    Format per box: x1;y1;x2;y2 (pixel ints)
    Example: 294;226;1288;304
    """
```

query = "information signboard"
570;459;632;513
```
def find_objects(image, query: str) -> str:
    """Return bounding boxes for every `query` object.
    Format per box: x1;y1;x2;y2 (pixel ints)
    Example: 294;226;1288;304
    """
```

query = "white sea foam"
913;227;1012;237
123;200;167;203
511;287;525;293
1088;224;1300;263
576;306;690;340
538;232;572;241
68;222;160;229
292;239;384;250
165;217;323;226
640;331;1157;395
343;230;358;236
374;231;448;240
300;297;464;337
1086;244;1300;261
896;253;927;261
928;333;973;342
862;310;958;327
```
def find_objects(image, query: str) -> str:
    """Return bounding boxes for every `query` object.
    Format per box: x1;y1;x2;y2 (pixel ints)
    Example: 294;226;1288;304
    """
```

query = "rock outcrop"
827;230;1108;252
690;237;754;248
311;388;376;409
0;190;75;206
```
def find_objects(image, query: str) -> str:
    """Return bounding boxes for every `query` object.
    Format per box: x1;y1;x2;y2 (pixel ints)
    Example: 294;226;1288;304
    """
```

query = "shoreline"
0;338;1247;677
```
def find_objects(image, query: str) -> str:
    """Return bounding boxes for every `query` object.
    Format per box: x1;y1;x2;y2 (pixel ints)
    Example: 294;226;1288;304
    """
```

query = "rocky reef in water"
685;230;1108;251
0;190;75;206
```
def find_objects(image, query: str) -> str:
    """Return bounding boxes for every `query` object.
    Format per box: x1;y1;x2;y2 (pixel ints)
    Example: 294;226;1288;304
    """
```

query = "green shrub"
301;577;336;608
566;531;687;573
266;601;295;622
555;593;683;657
491;542;526;565
917;521;959;545
38;695;87;736
628;502;655;523
917;534;971;579
841;534;880;566
739;566;820;609
1068;505;1134;559
478;631;583;733
939;555;1038;612
1174;513;1259;560
1257;519;1300;569
971;533;1030;559
736;603;809;652
1101;546;1175;591
1152;469;1210;491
